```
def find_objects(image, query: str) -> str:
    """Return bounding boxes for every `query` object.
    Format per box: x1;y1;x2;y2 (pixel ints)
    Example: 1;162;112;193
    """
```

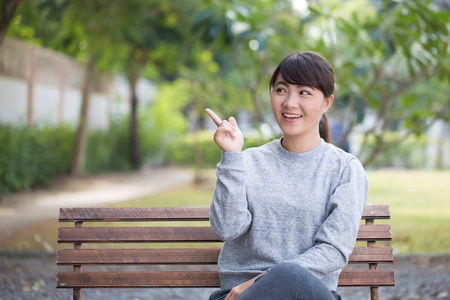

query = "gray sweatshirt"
210;138;368;291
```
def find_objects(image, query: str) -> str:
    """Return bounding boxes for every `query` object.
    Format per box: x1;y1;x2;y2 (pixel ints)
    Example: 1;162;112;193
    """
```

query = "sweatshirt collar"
272;137;326;162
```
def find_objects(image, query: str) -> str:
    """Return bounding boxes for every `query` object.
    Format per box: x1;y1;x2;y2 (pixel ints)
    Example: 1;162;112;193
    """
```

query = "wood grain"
58;226;220;243
59;205;390;222
56;270;395;288
57;248;221;265
57;247;393;265
59;207;210;222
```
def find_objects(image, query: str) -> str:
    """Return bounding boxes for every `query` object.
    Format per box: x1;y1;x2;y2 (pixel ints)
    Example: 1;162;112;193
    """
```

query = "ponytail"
319;113;332;143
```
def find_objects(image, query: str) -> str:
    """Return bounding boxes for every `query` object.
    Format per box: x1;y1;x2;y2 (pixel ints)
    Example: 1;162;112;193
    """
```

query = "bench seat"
57;205;395;300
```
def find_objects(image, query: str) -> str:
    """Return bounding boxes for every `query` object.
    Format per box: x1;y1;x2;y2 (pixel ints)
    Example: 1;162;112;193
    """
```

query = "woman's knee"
264;263;335;299
269;262;310;282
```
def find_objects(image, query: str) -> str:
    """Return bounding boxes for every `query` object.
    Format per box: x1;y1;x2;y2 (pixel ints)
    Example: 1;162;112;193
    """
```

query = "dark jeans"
209;262;342;300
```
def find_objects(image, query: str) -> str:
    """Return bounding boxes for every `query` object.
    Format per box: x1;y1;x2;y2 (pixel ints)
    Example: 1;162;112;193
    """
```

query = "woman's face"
270;73;333;140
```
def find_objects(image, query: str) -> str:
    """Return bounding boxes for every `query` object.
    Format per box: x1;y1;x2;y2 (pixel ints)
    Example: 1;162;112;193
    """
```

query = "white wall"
0;38;156;130
0;74;156;130
0;76;29;126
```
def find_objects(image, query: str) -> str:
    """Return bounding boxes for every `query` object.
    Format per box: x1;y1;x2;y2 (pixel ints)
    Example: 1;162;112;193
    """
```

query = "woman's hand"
205;108;244;152
224;280;253;300
224;272;266;300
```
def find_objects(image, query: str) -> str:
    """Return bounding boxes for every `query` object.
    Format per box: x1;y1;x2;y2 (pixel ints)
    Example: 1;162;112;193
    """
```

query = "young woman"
205;51;368;300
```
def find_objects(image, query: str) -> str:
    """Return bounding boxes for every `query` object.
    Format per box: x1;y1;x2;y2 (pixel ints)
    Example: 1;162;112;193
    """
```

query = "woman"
205;51;368;300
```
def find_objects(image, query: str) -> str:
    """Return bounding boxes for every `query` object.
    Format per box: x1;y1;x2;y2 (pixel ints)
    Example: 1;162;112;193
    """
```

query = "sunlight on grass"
366;170;450;254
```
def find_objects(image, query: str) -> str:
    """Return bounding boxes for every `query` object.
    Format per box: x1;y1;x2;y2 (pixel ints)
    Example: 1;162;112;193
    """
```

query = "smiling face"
269;52;335;151
270;73;333;142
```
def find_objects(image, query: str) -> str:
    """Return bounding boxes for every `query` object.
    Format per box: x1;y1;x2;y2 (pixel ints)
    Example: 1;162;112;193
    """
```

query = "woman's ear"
323;95;334;112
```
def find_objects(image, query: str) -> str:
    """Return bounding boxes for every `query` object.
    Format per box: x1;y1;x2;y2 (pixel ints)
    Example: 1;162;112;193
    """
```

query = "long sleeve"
210;151;253;242
286;157;369;279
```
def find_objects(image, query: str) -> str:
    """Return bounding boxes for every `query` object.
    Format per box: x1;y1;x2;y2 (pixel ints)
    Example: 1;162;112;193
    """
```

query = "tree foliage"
3;0;449;169
301;0;449;165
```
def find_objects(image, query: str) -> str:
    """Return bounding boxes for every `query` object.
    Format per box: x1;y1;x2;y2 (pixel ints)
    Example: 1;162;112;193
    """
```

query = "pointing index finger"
205;108;222;127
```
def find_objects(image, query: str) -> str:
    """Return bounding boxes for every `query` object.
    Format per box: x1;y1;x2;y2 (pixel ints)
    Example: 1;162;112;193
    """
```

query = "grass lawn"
1;169;449;254
364;169;450;254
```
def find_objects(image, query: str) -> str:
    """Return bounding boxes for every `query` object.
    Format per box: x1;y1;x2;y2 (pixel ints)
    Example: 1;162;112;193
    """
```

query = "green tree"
7;0;134;174
6;0;195;172
61;0;202;171
298;0;449;165
120;0;192;168
59;1;131;175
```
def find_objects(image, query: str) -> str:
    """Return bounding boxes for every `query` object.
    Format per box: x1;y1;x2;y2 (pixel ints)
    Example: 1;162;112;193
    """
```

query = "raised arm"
206;108;251;241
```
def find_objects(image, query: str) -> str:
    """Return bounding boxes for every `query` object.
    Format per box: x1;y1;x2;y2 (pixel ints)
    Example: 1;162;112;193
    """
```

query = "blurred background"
0;0;449;299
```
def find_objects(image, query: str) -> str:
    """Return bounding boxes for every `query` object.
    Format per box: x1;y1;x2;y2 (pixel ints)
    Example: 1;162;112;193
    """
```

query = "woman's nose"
283;93;299;108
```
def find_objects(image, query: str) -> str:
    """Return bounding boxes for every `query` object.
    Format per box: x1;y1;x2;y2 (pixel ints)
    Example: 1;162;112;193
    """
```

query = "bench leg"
370;287;379;300
73;288;81;300
73;222;83;300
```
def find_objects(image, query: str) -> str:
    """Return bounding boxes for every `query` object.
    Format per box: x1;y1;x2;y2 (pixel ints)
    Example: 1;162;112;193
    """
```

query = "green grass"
1;170;449;254
365;170;450;254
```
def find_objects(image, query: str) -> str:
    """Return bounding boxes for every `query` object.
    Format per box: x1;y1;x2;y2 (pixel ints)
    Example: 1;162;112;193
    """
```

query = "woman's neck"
281;134;322;153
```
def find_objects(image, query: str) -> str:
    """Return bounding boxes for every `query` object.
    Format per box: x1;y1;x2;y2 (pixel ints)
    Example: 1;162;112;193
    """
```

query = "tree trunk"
193;130;204;184
71;58;94;176
250;87;265;126
436;121;445;170
230;46;265;127
27;47;36;127
128;73;140;169
192;111;205;184
0;0;24;47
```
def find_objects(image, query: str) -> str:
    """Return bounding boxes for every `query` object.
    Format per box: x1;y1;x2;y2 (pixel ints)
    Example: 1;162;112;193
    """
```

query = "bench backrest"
57;205;394;300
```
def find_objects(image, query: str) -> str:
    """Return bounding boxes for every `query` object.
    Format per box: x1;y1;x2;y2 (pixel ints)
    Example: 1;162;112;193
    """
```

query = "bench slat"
338;270;395;286
56;247;393;265
57;271;220;288
58;227;221;243
59;207;210;222
59;205;389;222
348;247;393;263
357;225;392;241
362;205;390;219
56;270;394;288
57;248;221;265
58;225;391;243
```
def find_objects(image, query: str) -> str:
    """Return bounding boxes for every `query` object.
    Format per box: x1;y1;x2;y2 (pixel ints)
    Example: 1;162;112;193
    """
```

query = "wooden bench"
56;205;395;300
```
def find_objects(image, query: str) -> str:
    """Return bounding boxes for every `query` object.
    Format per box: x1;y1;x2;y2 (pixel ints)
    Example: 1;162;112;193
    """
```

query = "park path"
0;167;194;233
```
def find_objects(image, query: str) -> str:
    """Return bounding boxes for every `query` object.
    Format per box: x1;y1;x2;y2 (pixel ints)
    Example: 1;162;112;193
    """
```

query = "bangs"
279;54;317;88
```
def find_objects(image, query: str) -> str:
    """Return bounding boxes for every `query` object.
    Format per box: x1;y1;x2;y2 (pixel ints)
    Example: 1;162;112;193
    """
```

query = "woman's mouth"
282;113;302;120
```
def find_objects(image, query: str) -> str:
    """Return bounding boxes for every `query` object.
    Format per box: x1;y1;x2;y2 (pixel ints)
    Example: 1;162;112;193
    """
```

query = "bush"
0;120;139;193
85;118;133;173
0;125;74;193
0;119;272;194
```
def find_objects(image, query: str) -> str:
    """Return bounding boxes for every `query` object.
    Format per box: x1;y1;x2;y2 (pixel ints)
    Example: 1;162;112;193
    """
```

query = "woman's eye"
276;88;286;93
300;90;310;95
